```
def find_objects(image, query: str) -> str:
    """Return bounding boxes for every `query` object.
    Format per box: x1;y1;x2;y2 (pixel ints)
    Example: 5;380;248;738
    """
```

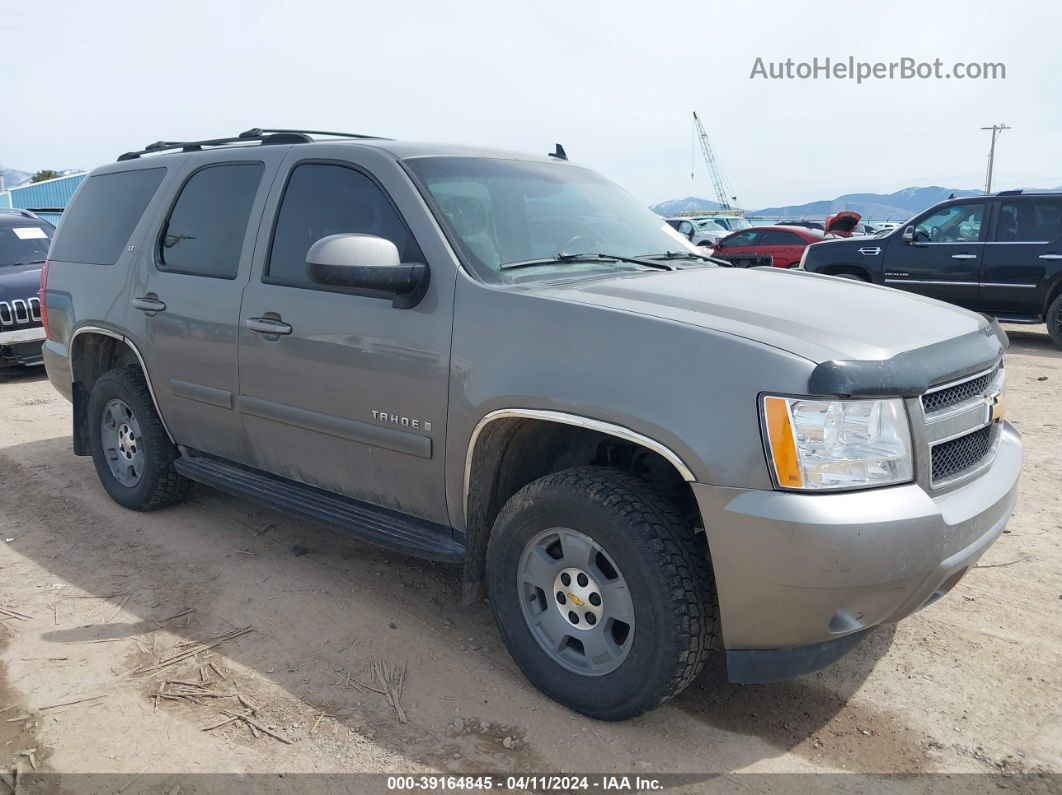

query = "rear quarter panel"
42;162;185;397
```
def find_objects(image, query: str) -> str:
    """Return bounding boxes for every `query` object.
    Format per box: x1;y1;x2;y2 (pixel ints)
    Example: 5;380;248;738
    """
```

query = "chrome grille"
0;297;42;328
931;424;999;483
922;364;1000;414
920;359;1005;489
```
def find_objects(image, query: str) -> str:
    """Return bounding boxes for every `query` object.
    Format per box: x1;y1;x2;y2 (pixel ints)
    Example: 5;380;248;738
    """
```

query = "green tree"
30;169;60;183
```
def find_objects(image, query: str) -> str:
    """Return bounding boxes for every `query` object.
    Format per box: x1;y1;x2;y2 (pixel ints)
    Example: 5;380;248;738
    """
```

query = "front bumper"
694;422;1021;680
0;327;45;367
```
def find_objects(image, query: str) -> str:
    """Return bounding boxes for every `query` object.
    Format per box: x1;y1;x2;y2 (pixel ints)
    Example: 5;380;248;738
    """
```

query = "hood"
0;263;44;303
824;211;861;237
533;266;990;366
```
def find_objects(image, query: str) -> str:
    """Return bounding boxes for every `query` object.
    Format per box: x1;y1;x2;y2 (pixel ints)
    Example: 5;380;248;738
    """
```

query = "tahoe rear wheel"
486;466;717;720
835;272;867;281
87;366;193;511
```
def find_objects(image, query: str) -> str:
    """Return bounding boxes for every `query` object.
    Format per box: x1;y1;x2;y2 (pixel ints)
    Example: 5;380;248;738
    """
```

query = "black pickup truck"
801;190;1062;347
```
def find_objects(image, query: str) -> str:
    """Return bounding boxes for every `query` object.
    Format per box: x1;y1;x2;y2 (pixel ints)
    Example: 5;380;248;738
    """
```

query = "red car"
710;212;863;268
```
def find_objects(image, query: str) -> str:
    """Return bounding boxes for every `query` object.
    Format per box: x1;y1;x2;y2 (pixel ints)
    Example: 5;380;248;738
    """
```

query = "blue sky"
1;0;1059;208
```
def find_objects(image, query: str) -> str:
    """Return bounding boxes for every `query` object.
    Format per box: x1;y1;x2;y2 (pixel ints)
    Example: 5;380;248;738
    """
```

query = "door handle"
858;247;882;256
951;254;978;260
131;295;166;312
1039;253;1062;260
245;317;293;335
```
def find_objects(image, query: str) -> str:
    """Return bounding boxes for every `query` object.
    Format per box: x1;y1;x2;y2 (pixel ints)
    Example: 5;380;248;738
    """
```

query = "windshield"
694;220;725;232
0;221;53;268
725;217;751;230
406;157;700;282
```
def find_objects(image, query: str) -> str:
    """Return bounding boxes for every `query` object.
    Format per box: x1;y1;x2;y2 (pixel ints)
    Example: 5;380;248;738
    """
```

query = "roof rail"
0;208;42;220
117;128;390;161
995;188;1061;197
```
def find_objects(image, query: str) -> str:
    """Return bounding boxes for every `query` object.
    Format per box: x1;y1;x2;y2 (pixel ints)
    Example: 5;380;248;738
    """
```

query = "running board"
175;453;464;563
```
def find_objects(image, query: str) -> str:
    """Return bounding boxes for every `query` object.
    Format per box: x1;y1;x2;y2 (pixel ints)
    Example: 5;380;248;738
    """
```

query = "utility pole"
981;123;1011;194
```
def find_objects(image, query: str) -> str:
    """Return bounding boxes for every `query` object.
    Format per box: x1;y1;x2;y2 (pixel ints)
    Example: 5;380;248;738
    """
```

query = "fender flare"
462;408;696;527
69;325;174;443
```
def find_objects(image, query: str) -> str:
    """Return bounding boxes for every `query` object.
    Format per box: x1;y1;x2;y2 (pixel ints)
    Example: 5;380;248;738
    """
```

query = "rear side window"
759;229;805;245
48;168;165;265
266;163;422;289
994;200;1062;243
158;163;265;279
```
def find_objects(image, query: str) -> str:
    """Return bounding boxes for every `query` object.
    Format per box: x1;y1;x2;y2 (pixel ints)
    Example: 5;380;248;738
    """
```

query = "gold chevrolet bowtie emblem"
566;592;585;607
990;394;1006;422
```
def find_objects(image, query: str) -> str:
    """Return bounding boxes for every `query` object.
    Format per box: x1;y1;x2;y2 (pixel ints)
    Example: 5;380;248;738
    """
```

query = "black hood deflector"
808;319;1007;397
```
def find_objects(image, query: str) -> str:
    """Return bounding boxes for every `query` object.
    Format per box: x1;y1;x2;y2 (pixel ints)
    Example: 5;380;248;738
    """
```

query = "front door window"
913;204;984;244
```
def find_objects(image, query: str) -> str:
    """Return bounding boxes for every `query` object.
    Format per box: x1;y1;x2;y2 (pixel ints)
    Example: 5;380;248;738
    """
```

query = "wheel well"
1043;277;1062;318
70;333;142;455
461;417;699;603
819;264;871;280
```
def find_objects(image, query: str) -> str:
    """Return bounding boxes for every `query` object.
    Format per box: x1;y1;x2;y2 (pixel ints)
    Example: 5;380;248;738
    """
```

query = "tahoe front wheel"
486;466;717;720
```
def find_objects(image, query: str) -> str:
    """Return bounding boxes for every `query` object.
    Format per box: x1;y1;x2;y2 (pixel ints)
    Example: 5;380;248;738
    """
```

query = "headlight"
762;396;913;490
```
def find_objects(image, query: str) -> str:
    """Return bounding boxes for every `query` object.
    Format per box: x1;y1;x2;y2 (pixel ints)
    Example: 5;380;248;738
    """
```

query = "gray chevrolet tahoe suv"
41;128;1022;720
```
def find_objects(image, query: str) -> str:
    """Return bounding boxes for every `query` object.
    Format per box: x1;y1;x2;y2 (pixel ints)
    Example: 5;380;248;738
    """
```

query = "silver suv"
41;128;1021;720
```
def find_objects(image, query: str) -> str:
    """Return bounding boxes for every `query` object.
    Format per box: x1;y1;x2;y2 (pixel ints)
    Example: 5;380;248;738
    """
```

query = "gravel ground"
0;325;1058;792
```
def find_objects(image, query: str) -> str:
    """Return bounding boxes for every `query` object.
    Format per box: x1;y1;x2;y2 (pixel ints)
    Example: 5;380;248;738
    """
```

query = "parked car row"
707;212;863;269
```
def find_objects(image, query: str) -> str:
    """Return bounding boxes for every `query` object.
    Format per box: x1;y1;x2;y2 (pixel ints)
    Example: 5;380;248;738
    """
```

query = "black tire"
87;366;193;511
486;466;717;720
1047;293;1062;348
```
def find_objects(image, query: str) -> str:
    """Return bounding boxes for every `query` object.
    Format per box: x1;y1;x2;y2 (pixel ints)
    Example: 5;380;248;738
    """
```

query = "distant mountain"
651;196;727;215
0;166;33;191
652;186;987;221
750;186;985;222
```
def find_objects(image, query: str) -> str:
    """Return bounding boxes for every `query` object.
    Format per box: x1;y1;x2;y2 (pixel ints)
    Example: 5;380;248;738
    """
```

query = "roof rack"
0;208;42;220
117;128;390;162
995;188;1062;197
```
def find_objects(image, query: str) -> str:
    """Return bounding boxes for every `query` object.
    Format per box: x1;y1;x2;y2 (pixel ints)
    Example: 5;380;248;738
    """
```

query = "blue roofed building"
0;172;86;225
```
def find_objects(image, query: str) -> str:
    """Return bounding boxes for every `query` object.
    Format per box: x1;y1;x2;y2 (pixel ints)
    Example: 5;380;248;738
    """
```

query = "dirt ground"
0;326;1059;792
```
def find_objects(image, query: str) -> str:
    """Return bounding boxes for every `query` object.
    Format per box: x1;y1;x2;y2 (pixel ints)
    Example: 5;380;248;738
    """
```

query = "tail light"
39;260;51;339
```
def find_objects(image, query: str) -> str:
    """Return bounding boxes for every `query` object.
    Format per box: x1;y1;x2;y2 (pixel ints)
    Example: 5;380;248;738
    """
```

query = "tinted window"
48;168;165;265
159;163;264;278
994;200;1062;242
913;203;983;243
406;157;700;282
722;230;760;247
0;220;53;268
759;229;805;245
268;164;422;289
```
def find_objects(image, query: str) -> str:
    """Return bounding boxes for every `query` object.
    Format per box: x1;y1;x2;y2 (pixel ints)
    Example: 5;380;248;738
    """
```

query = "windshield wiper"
0;259;46;268
500;252;674;272
641;250;716;263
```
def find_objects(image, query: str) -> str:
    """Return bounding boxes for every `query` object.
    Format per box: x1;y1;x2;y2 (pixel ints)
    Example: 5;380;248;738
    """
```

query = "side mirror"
902;225;915;243
306;234;429;309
